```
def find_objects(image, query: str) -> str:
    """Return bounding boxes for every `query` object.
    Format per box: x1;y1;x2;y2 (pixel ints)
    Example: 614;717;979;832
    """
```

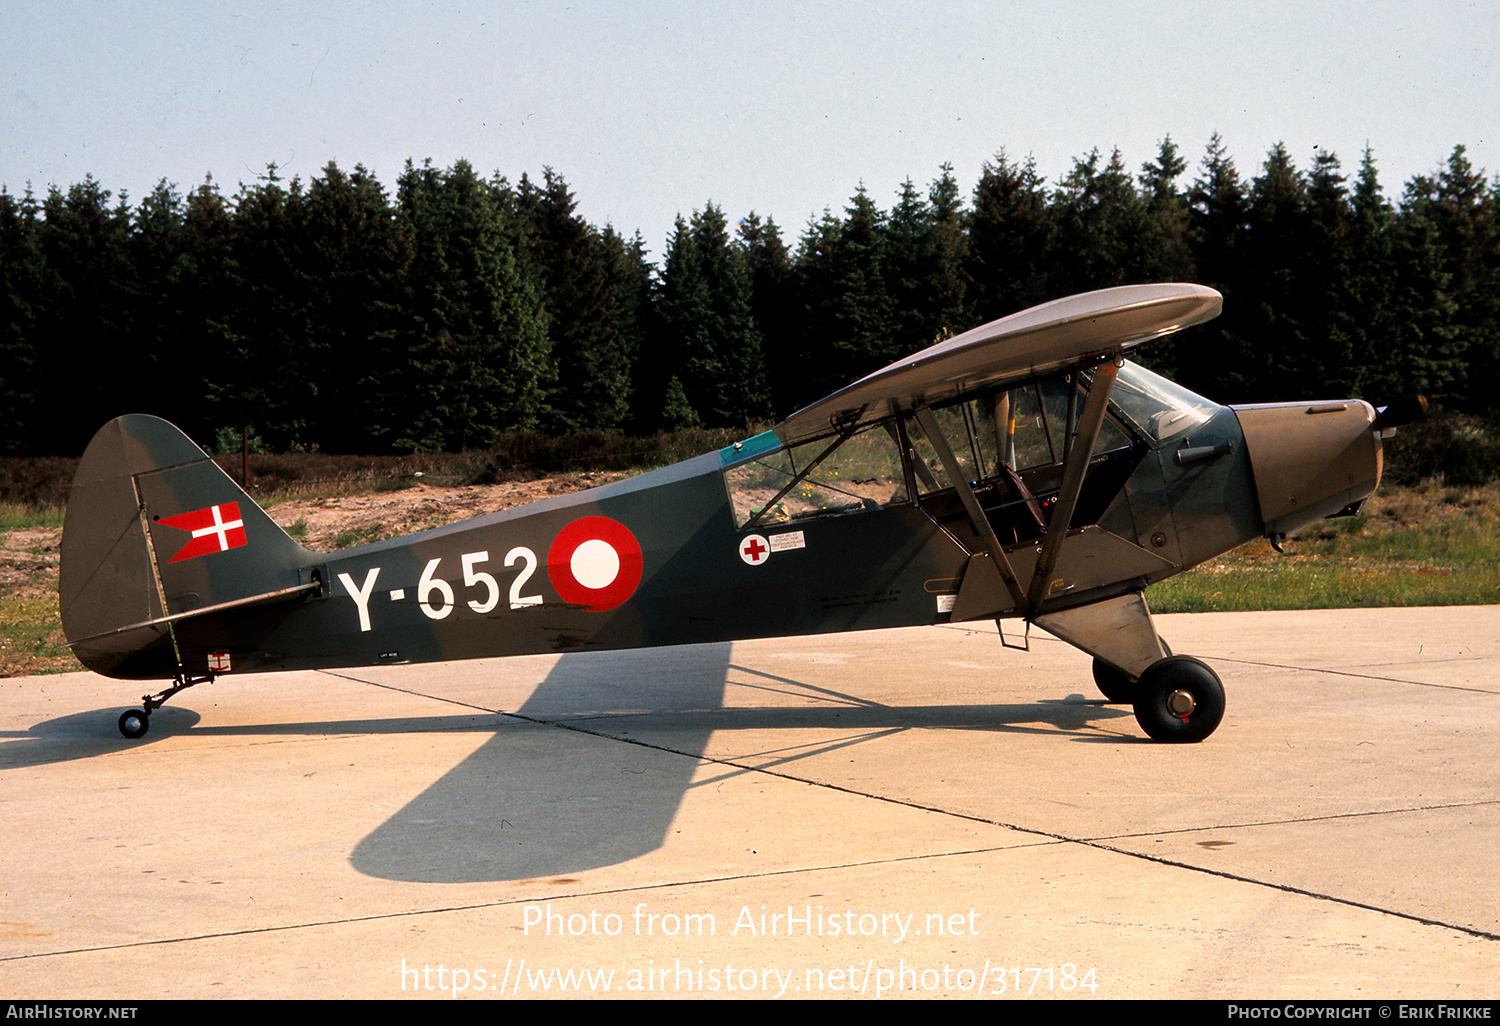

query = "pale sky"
4;0;1496;259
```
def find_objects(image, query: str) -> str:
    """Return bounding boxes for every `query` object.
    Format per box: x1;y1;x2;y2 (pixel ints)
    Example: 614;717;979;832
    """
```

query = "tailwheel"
1132;655;1225;743
118;709;149;739
115;669;215;740
1091;658;1137;703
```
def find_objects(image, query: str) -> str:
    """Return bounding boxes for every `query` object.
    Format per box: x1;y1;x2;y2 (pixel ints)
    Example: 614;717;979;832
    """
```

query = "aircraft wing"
775;283;1222;446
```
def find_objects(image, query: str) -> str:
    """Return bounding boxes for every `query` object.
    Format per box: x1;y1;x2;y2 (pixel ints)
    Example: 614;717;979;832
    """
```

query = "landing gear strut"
1092;640;1171;705
1032;592;1224;741
116;670;215;739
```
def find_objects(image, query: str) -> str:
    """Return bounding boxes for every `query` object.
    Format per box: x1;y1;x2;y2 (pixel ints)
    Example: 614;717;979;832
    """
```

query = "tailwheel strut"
117;670;216;739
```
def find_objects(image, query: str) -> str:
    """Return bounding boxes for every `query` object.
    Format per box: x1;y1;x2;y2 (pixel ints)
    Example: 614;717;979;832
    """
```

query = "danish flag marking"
158;502;248;563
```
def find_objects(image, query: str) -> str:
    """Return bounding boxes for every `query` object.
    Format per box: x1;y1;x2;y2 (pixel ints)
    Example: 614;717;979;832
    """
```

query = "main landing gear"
116;671;215;739
1094;653;1225;743
1033;593;1227;742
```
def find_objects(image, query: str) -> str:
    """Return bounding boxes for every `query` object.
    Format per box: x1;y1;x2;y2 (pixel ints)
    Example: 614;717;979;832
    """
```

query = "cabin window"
900;370;1146;545
905;376;1131;494
905;398;1002;494
1010;382;1062;470
724;422;909;530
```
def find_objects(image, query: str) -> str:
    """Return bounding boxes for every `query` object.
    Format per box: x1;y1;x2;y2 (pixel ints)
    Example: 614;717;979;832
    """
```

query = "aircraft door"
906;377;1140;548
905;398;1046;547
1119;449;1185;571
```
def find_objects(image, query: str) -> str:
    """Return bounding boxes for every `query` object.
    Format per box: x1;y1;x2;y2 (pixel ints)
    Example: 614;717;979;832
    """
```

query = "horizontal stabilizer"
64;581;319;648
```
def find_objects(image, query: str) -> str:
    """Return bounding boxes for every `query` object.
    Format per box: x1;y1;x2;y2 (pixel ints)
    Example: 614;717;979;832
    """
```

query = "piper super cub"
60;283;1423;743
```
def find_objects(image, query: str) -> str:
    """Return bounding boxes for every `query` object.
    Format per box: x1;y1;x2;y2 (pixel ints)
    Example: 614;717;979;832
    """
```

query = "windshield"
1108;361;1220;443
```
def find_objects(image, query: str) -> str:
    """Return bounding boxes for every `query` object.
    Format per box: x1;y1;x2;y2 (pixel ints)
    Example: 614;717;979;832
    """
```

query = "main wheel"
1091;658;1137;703
1131;655;1224;743
118;709;149;739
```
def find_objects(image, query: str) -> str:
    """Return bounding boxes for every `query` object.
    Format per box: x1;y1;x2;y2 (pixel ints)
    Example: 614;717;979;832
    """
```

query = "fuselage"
79;362;1384;681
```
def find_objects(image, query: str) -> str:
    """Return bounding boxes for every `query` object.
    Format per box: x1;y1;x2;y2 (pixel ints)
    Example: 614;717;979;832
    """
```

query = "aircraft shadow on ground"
0;706;203;767
350;642;735;884
347;645;1135;884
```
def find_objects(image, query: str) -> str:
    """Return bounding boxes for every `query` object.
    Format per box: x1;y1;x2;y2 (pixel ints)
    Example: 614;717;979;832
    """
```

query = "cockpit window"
1107;361;1220;443
725;421;909;529
908;375;1132;491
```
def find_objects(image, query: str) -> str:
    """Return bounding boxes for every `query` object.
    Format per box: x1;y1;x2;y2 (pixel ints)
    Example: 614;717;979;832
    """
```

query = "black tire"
1131;655;1225;743
118;709;149;739
1091;658;1137;703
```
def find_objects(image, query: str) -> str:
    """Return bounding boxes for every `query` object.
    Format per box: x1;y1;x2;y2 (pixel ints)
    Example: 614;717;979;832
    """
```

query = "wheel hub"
1166;689;1196;718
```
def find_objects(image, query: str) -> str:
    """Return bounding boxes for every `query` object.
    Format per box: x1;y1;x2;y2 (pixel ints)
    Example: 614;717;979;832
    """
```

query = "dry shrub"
1383;409;1500;486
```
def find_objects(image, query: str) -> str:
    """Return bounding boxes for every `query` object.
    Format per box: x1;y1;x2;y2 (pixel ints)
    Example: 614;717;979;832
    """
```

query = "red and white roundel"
547;516;643;612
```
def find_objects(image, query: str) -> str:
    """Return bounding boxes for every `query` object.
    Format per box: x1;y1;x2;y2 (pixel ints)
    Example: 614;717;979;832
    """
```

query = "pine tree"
381;160;550;450
216;166;318;448
130;179;207;438
1297;149;1359;393
966;151;1053;322
516;169;633;432
0;187;47;452
178;176;239;446
883;167;970;355
883;178;933;356
1049;148;1152;295
827;185;896;384
601;225;653;430
737;212;798;417
788;208;843;409
925;163;971;334
1139;136;1195;287
1429;146;1500;411
646;215;709;430
1238;142;1313;399
1180;134;1251;400
651;204;768;427
299;162;413;452
1383;166;1461;403
34;177;139;454
1347;148;1400;398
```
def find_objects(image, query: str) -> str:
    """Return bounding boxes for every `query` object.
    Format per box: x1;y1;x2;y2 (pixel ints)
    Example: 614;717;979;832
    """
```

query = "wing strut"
1025;358;1121;610
912;405;1029;614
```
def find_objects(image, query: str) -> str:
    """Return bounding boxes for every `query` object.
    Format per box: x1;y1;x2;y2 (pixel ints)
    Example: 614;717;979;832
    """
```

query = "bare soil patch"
263;472;626;552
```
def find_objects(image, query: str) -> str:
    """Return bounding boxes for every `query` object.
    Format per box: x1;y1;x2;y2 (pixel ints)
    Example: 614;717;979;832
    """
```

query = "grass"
0;501;65;531
0;593;74;676
0;511;75;675
332;522;391;550
1148;484;1500;612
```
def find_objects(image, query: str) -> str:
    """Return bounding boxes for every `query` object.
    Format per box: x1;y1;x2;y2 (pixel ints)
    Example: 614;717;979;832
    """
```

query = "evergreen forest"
2;137;1498;458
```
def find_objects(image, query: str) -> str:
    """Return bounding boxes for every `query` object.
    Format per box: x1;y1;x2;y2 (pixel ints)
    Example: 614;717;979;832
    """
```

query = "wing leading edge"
774;283;1223;447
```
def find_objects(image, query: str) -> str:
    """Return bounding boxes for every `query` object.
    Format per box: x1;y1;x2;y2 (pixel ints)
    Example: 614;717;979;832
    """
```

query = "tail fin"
60;415;316;679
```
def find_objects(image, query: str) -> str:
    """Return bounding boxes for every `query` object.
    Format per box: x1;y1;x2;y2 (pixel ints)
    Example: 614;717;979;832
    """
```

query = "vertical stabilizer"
61;415;312;678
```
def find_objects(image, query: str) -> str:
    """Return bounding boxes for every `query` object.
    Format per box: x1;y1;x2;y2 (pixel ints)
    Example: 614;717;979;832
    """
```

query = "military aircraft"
60;283;1423;744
